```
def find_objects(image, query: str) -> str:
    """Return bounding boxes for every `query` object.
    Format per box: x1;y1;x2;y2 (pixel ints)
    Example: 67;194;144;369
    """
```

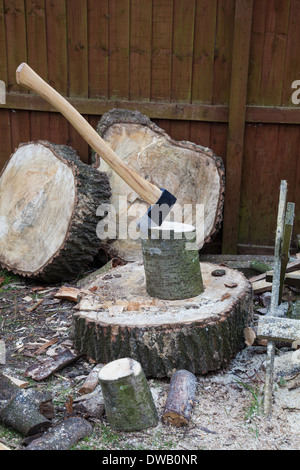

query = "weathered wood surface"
0;372;53;436
24;348;79;381
25;417;92;450
96;109;225;261
0;141;111;282
98;358;158;431
74;262;252;377
257;316;300;343
163;370;197;427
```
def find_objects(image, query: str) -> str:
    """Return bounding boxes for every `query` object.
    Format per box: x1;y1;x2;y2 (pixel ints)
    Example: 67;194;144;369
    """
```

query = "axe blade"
137;188;177;233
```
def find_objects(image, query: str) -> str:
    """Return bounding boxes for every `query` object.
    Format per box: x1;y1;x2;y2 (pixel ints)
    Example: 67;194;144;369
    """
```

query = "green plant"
234;379;263;420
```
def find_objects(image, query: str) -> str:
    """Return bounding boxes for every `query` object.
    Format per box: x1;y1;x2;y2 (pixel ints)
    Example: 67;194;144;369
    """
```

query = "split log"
78;364;103;394
98;358;158;431
0;372;53;436
24;348;79;381
95;109;225;261
25;417;92;450
162;370;197;427
0;141;111;282
73;386;105;418
74;262;252;378
141;222;203;300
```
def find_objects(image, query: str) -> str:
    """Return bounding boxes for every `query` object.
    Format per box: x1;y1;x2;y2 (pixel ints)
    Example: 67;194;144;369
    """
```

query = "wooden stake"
279;202;295;300
263;181;287;417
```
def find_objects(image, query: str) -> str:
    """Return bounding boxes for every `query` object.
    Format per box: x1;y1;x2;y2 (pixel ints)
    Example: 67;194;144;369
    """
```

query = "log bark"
163;370;197;427
0;141;111;282
25;417;92;450
24;348;79;381
0;373;53;436
141;222;203;300
98;358;158;431
73;262;252;378
95;109;225;261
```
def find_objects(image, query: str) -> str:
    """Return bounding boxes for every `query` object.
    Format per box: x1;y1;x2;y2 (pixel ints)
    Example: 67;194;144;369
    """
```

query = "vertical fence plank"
281;0;300;106
108;0;130;100
213;0;235;105
45;0;69;149
0;0;10;169
4;0;27;91
88;0;109;99
0;0;7;83
66;0;89;162
259;0;290;106
171;0;195;103
130;0;152;101
222;0;253;254
151;0;173;101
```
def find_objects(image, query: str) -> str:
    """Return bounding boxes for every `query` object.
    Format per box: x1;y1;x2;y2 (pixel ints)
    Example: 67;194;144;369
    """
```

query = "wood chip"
54;287;82;302
35;338;59;355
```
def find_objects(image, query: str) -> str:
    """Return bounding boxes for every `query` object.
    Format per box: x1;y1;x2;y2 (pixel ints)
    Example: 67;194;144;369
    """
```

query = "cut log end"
96;109;225;261
0;141;111;282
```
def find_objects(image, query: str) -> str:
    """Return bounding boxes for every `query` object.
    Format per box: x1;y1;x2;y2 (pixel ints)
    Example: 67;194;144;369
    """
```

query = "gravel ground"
0;270;300;451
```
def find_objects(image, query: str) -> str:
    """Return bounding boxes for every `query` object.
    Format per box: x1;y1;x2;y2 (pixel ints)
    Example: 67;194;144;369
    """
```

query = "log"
95;109;225;261
73;386;105;418
0;372;53;436
74;262;252;378
0;141;111;282
162;370;197;427
141;222;203;300
78;364;103;394
25;417;92;450
98;358;158;431
24;348;79;381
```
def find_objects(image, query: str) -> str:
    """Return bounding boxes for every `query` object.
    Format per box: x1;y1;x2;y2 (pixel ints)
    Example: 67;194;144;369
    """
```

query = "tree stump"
0;141;111;282
98;358;158;431
95;109;225;261
141;222;203;300
73;262;252;378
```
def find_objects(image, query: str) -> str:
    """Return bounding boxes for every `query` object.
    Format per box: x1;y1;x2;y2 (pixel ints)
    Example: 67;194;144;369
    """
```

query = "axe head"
137;188;177;233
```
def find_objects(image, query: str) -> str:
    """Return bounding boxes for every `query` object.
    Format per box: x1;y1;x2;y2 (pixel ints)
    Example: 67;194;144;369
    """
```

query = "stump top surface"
75;262;250;326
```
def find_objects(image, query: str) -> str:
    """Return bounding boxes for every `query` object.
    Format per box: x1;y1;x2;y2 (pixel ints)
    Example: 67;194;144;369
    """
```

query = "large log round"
0;141;111;282
73;262;252;378
95;109;225;261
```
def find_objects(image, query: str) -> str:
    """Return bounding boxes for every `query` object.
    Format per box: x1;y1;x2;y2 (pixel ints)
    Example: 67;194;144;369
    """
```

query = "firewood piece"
54;287;81;302
73;386;105;418
96;109;225;261
0;372;53;436
266;271;300;288
98;358;158;431
78;364;103;394
141;222;203;300
249;260;300;283
0;141;111;282
24;348;80;381
25;417;92;450
252;279;273;294
257;316;300;343
162;370;197;427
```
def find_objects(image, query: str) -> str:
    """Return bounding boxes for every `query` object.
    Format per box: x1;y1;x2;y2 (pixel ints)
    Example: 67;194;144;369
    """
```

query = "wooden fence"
1;0;300;254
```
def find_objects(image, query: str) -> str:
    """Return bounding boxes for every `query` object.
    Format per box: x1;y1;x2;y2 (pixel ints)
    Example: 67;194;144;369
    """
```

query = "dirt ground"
0;266;300;451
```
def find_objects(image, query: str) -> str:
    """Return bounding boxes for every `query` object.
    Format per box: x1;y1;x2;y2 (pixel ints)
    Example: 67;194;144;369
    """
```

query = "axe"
16;63;176;231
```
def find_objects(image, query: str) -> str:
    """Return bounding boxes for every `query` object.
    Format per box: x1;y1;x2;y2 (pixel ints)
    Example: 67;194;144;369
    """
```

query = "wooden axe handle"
16;63;161;205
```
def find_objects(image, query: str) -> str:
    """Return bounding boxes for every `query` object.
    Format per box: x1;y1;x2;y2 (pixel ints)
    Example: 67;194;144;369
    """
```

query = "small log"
0;373;53;436
78;364;103;394
98;358;158;431
0;141;111;282
141;222;203;300
25;417;92;450
24;348;79;381
73;386;105;418
162;370;197;427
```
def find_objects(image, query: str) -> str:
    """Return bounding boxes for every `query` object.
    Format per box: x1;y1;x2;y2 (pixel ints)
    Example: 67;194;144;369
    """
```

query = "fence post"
222;0;253;254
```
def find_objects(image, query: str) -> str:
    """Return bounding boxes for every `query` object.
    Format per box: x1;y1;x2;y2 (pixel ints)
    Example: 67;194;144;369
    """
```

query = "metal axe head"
137;188;177;233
